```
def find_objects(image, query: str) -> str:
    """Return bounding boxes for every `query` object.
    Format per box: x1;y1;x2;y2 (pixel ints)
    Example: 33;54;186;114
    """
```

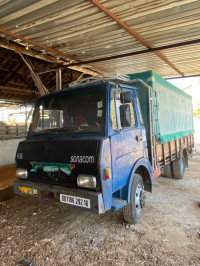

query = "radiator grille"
17;160;99;189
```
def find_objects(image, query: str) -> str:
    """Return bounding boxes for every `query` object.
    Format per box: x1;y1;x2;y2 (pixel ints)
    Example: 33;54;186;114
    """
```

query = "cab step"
111;197;127;210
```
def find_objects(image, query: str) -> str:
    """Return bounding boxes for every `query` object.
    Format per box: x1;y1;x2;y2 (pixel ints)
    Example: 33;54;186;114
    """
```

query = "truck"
14;71;194;224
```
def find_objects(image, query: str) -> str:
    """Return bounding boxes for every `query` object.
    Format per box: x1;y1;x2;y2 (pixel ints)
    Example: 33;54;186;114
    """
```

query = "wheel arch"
124;158;153;203
135;165;153;192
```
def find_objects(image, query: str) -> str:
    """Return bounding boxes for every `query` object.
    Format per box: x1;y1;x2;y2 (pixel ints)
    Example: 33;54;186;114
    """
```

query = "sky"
169;77;200;109
168;76;200;142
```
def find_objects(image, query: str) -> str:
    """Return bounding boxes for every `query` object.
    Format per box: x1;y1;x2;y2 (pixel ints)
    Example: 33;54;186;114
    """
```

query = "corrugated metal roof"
0;0;200;78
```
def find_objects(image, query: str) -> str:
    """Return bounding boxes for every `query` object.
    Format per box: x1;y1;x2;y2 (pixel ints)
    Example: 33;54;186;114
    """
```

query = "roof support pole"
56;68;62;91
89;0;184;76
19;53;49;95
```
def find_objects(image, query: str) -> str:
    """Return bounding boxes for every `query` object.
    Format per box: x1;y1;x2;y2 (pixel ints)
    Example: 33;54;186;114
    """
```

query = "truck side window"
121;90;136;128
116;90;136;128
110;91;117;130
128;101;136;127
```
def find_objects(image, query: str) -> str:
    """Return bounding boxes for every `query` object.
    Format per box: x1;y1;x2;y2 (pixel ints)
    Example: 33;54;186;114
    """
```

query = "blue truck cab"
14;74;153;224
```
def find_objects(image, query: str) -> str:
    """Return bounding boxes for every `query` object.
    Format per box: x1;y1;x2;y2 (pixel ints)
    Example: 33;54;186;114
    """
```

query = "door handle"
136;135;143;142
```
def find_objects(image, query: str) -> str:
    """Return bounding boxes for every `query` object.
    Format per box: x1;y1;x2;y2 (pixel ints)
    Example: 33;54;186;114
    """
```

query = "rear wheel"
173;156;185;179
123;174;145;224
164;162;173;178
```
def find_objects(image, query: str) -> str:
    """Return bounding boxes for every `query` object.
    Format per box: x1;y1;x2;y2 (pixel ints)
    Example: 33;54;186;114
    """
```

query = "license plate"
60;194;90;209
18;186;38;195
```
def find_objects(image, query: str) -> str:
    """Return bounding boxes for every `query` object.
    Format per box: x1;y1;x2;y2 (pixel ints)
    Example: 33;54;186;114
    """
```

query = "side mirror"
120;104;131;127
120;91;132;103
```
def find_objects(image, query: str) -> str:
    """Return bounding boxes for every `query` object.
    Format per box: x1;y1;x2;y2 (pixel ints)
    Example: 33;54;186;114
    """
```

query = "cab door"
110;88;143;192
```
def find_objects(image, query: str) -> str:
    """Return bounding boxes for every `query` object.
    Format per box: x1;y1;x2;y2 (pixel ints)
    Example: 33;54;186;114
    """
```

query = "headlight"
16;168;28;179
77;175;96;188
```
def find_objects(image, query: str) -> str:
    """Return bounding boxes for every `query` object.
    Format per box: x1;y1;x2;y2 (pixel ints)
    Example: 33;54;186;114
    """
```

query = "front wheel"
123;174;145;224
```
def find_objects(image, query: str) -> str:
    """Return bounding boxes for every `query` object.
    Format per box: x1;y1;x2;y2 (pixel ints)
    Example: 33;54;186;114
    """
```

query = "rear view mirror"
120;91;132;103
120;104;131;127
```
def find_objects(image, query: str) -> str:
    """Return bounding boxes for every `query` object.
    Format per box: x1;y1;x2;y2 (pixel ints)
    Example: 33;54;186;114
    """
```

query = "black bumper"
14;180;105;214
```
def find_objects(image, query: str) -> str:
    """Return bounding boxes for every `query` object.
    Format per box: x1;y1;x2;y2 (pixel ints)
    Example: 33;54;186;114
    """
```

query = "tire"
173;156;185;179
184;151;189;168
123;174;145;224
164;162;173;178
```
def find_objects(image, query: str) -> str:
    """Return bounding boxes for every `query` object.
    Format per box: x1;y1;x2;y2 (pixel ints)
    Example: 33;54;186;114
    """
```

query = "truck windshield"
29;87;105;136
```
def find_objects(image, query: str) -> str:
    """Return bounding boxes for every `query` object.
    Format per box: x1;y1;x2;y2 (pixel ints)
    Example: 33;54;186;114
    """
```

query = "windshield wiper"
33;128;74;136
32;130;54;136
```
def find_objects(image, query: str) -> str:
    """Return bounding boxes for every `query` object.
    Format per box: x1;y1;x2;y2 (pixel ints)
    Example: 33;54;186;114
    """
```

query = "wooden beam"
0;37;61;64
0;28;77;61
0;98;25;103
69;66;102;77
73;73;84;86
19;54;49;95
1;90;32;96
56;68;62;91
0;28;111;73
89;0;184;76
3;61;28;87
0;37;101;77
0;103;21;108
0;97;33;104
36;65;60;75
0;85;39;95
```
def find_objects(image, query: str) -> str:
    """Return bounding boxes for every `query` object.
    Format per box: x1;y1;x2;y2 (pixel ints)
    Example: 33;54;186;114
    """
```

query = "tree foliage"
193;101;200;119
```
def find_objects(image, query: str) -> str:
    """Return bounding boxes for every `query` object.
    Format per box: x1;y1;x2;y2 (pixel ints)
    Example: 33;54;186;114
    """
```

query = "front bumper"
14;180;105;214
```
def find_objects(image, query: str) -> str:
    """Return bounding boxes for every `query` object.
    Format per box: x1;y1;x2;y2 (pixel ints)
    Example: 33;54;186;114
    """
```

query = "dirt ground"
0;145;200;266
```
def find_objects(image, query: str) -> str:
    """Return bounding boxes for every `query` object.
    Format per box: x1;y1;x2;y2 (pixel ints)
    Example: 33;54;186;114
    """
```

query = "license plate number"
18;186;38;195
60;194;90;209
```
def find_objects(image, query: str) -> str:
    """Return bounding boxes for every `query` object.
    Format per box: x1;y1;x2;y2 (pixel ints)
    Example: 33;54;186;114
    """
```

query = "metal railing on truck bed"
156;134;194;168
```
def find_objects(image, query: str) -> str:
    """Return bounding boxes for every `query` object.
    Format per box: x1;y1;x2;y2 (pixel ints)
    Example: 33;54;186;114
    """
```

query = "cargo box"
129;71;194;144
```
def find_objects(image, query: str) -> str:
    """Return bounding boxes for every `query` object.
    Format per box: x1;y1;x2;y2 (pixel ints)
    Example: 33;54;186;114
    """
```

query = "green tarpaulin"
129;71;194;144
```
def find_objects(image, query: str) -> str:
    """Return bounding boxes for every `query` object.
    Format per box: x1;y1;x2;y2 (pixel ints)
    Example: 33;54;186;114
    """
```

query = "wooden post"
19;53;49;96
56;69;62;91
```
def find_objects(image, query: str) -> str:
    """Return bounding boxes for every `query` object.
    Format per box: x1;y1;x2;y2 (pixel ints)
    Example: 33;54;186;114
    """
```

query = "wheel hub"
180;157;185;174
140;190;146;208
135;184;145;213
